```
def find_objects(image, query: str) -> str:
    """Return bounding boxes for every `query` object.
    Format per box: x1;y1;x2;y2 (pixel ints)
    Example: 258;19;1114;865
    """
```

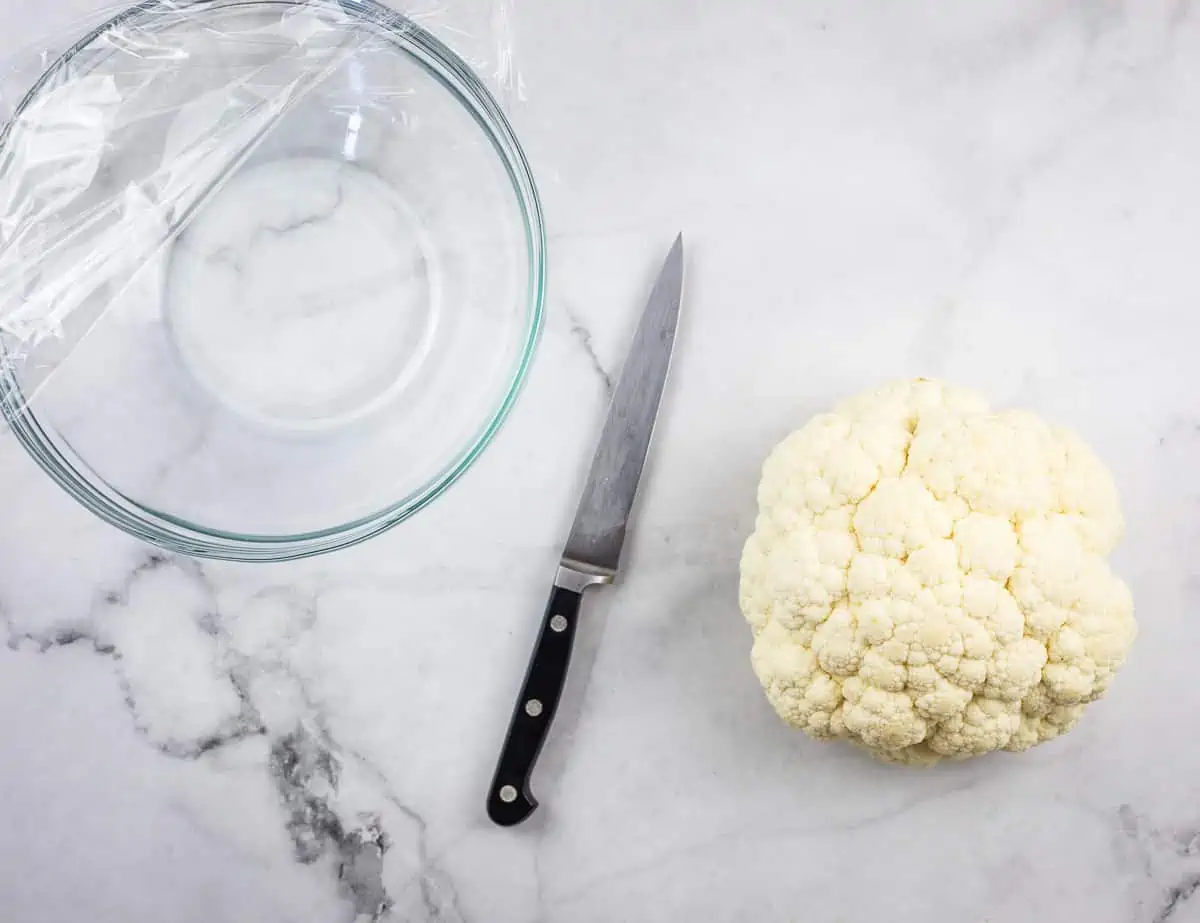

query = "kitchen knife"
487;234;685;827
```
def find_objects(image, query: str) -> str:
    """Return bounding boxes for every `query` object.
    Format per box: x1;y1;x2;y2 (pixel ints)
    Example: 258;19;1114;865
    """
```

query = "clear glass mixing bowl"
0;0;545;560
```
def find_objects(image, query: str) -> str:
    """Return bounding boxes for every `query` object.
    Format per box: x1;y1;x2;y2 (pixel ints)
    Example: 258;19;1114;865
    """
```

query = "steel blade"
561;234;684;577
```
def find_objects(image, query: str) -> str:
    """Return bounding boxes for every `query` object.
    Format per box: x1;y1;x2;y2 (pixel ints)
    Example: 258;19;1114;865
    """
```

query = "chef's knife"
487;234;685;827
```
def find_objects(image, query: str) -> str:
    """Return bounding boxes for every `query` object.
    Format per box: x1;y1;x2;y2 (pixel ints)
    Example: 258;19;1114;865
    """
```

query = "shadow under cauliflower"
739;379;1137;766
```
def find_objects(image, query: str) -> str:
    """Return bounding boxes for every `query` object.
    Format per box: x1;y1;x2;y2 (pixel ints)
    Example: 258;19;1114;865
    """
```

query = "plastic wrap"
0;0;523;416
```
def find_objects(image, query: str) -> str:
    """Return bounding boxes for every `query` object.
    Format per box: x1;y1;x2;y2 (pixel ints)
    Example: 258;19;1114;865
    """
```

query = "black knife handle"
487;584;584;826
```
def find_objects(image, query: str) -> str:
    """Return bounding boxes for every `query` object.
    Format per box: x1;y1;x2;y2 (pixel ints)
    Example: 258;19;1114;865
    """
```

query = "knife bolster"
556;560;615;594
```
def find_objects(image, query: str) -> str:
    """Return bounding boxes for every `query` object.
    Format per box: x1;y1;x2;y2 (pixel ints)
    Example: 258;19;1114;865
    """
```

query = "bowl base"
165;156;442;433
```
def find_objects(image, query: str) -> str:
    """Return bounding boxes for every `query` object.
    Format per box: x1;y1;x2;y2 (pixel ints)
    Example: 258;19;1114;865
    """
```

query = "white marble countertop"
3;1;1199;921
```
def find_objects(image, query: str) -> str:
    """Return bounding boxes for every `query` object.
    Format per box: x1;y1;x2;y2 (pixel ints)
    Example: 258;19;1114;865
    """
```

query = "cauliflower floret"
740;379;1137;765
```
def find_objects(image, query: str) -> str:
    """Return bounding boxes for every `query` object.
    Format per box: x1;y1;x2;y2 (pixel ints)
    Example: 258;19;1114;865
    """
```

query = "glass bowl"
0;0;545;560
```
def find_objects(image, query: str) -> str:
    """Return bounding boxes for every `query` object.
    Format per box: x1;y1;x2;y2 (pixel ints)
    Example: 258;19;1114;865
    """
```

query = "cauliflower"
740;379;1136;765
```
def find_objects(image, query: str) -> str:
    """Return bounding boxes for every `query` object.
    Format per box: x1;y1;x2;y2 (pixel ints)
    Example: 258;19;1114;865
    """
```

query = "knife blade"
561;234;685;579
487;235;685;827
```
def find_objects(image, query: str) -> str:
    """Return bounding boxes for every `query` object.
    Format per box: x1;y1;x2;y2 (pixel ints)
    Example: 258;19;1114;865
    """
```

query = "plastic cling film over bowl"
0;0;545;560
0;0;525;417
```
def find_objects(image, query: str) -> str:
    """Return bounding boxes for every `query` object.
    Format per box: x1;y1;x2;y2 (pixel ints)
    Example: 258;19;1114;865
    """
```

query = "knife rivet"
525;699;544;717
499;785;518;803
550;615;568;633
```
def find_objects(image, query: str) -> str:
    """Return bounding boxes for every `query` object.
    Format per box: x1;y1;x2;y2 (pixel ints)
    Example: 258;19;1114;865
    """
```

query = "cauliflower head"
740;379;1136;765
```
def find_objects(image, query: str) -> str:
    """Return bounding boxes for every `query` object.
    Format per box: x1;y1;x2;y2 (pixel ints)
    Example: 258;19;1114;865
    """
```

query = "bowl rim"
0;0;546;562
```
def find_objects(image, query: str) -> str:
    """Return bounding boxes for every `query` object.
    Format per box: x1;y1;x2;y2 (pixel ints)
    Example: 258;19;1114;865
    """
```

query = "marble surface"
2;1;1199;921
